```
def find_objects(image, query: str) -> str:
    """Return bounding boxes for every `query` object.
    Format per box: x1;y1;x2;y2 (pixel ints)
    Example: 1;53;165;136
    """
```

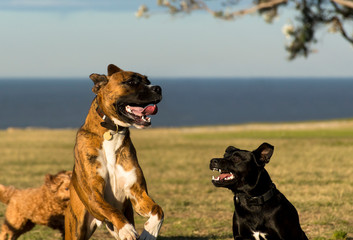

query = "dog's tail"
0;184;17;204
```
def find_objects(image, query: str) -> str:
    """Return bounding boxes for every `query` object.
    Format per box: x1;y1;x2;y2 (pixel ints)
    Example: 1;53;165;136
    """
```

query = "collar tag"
103;131;113;141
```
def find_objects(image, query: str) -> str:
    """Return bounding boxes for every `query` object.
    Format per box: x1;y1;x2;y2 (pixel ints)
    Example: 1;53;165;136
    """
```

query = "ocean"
1;77;353;129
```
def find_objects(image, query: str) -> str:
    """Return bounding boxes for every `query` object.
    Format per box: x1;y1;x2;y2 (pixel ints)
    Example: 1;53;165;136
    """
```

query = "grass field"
0;119;353;240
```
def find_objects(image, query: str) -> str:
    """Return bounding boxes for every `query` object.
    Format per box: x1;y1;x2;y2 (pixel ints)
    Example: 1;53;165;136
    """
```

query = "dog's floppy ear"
107;64;122;76
45;174;60;192
253;142;274;166
90;73;108;94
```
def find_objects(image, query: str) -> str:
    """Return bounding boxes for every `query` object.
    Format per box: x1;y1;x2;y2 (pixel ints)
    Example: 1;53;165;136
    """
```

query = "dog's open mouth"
211;168;235;186
120;103;158;127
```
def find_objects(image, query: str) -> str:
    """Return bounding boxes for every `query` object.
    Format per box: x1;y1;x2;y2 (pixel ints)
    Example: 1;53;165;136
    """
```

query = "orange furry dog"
0;170;72;240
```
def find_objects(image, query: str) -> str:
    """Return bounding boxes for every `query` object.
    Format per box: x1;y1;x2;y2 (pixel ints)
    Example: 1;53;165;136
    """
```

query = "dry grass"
0;119;353;239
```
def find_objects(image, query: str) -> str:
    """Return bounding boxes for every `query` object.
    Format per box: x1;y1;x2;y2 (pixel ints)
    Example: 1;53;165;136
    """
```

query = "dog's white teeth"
218;169;222;173
212;176;220;181
141;116;151;122
225;175;235;180
126;106;132;113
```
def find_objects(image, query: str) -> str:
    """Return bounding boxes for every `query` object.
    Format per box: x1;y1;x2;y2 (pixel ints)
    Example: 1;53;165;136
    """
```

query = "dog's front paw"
118;224;139;240
139;229;156;240
140;214;163;239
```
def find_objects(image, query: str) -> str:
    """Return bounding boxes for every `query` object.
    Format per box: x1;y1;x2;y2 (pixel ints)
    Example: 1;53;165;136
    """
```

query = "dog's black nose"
210;158;220;169
151;85;162;95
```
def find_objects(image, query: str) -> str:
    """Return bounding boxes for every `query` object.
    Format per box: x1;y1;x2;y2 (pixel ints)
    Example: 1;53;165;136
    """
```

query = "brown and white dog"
65;64;164;240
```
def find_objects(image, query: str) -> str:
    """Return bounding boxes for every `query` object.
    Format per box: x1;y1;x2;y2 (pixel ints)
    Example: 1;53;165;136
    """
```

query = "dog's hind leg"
0;223;10;240
0;217;34;240
65;207;97;240
65;187;97;240
65;203;81;240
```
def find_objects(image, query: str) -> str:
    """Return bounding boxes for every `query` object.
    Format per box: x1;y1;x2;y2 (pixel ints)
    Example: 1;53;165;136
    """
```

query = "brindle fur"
65;64;163;240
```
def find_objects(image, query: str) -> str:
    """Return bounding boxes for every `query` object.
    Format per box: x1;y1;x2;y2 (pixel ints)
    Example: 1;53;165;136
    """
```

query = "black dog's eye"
227;152;242;163
232;155;241;162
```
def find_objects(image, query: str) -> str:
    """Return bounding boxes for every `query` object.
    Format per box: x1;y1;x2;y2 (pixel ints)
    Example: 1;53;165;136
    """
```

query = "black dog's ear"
90;73;108;94
253;142;274;166
225;146;238;154
224;146;240;158
107;64;122;76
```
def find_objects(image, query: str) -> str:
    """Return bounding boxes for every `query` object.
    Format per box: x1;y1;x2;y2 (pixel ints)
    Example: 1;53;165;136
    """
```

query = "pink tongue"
142;105;158;115
219;173;232;181
129;105;158;116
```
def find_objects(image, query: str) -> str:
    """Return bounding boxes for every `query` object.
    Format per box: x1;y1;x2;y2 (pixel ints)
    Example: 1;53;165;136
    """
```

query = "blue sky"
0;0;352;78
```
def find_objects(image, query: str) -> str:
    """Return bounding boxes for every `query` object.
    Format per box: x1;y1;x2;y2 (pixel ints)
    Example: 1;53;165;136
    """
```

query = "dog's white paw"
139;214;163;240
139;229;156;240
118;224;139;240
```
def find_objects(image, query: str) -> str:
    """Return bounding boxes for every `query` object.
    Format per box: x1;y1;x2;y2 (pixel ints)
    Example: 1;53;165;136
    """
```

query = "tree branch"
331;0;353;9
232;0;288;16
138;0;353;60
331;17;353;43
196;0;288;19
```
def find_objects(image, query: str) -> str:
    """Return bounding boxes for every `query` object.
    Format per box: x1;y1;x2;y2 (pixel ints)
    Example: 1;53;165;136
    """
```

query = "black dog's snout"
151;85;162;95
211;158;218;165
210;158;220;169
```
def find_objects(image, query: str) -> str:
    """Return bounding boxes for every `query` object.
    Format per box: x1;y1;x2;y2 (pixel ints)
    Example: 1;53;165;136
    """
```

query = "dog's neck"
94;97;128;135
249;170;273;195
80;98;129;140
234;170;277;206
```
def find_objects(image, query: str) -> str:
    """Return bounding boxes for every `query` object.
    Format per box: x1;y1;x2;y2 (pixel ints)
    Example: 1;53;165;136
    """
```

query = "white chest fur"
97;131;137;207
253;231;268;240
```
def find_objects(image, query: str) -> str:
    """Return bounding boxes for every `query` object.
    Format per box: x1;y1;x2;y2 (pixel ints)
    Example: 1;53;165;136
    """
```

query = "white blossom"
180;0;188;11
135;4;148;18
282;24;294;39
328;21;340;33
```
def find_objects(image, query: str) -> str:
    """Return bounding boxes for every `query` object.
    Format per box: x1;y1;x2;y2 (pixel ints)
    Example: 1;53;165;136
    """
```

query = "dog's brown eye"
129;81;138;86
125;79;139;86
65;188;69;191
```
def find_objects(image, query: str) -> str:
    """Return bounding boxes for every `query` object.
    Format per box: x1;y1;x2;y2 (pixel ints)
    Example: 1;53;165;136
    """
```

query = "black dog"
210;143;308;240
